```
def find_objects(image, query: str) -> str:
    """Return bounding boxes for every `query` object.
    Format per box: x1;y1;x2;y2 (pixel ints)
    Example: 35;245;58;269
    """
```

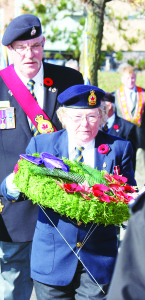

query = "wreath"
14;152;136;226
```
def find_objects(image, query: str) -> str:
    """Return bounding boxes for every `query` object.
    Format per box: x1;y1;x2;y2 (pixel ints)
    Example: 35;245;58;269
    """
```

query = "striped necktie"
27;79;38;136
27;79;37;100
74;146;85;163
103;122;109;133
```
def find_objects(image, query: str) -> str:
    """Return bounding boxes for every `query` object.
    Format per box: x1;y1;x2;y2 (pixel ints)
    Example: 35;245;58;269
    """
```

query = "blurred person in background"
114;65;145;189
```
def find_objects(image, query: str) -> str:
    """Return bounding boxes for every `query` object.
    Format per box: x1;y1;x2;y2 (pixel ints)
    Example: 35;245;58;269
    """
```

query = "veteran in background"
114;65;145;189
0;14;83;300
101;92;137;171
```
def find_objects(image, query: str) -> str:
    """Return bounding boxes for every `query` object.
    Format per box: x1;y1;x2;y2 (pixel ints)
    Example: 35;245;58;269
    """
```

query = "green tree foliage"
21;0;112;85
21;0;85;59
137;59;145;70
116;51;123;61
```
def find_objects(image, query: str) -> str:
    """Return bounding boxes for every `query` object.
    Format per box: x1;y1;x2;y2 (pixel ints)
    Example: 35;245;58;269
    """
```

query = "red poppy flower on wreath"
98;194;110;203
14;163;19;174
98;144;109;154
93;184;110;192
14;158;22;174
113;124;119;130
44;77;53;86
121;184;136;193
63;183;80;193
112;174;128;184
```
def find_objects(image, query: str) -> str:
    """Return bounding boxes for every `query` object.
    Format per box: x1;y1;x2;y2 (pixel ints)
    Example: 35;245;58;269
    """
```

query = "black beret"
2;14;42;46
57;85;105;109
102;92;115;103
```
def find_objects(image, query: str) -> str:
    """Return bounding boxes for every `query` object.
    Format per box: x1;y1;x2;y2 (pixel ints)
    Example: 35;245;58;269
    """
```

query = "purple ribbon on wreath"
20;152;69;172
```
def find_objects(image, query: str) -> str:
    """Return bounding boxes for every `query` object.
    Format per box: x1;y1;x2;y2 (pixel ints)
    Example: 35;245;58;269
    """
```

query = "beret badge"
88;90;97;106
31;27;36;36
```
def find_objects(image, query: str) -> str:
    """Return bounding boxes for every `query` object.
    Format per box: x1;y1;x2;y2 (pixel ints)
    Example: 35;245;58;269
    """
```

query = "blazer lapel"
109;115;122;137
43;86;58;120
53;130;69;159
43;63;59;120
94;131;114;174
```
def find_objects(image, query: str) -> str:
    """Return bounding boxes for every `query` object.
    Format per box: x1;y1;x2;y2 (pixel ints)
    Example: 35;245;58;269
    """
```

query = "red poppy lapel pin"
98;144;109;154
44;77;53;87
113;124;119;131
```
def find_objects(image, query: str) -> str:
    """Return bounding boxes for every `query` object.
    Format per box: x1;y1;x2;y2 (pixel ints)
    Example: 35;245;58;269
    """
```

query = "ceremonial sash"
0;64;57;133
117;85;144;127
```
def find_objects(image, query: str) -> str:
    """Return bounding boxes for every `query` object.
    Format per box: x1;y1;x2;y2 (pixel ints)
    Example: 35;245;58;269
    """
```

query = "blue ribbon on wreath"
20;152;69;172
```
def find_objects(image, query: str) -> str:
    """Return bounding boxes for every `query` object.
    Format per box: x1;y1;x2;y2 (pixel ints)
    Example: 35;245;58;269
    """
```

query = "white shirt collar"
124;85;136;94
68;137;95;168
68;137;95;153
107;113;115;129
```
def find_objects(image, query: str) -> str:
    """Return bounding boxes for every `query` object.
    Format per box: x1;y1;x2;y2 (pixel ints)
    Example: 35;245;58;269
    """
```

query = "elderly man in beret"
101;93;137;172
0;14;83;300
2;85;136;299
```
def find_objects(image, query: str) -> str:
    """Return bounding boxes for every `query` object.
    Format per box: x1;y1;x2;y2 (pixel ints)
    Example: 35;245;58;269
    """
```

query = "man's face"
63;107;101;145
8;35;45;78
121;72;136;90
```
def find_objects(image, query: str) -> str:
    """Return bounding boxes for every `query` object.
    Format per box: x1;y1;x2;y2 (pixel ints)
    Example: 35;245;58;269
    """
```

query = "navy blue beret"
2;14;42;46
57;85;105;109
102;92;115;103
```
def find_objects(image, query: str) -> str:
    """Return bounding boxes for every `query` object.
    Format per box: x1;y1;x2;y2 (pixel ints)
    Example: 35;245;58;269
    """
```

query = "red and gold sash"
0;65;57;134
117;84;144;127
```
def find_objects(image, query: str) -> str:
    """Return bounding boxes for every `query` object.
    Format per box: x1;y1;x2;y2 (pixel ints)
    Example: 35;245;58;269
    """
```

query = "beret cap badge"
88;90;97;106
31;27;36;36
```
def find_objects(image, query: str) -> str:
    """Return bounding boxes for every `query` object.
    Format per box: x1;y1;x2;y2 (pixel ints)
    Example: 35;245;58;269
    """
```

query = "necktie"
130;90;136;116
27;79;37;100
27;79;38;136
103;122;109;132
74;146;85;163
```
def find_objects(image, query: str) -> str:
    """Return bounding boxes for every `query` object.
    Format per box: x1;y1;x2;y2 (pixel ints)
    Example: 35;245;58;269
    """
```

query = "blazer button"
77;221;82;226
0;199;4;213
76;242;82;247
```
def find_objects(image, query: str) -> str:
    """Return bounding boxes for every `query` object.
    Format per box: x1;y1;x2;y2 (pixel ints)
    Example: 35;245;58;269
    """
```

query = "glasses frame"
11;40;44;55
66;112;101;124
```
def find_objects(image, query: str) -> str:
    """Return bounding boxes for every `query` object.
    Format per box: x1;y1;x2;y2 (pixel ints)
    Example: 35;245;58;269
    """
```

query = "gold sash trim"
117;85;144;127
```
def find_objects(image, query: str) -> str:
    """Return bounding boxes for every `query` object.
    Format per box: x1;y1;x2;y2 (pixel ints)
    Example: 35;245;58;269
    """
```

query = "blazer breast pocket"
31;229;55;275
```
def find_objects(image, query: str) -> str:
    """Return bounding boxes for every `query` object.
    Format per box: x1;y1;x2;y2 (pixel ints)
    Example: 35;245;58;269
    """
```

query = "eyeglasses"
11;41;44;55
67;113;100;123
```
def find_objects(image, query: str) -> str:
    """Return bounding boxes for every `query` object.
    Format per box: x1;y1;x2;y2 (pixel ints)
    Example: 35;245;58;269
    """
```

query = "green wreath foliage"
14;154;131;226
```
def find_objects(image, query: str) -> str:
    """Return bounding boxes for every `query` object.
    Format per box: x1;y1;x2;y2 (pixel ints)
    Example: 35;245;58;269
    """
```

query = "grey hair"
57;106;108;129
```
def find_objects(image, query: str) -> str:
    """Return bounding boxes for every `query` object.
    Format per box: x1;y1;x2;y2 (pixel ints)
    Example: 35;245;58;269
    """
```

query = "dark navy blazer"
0;62;84;242
108;114;137;170
22;129;136;286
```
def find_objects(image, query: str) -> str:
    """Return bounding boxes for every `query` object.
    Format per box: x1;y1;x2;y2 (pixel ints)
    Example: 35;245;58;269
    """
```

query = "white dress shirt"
124;86;136;112
68;137;95;168
107;113;115;130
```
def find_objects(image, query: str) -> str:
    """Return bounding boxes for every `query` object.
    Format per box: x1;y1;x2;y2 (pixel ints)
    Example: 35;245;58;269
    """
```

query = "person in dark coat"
101;93;138;247
2;85;136;299
101;93;137;171
107;189;145;300
0;14;84;300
